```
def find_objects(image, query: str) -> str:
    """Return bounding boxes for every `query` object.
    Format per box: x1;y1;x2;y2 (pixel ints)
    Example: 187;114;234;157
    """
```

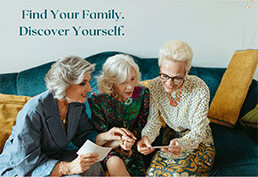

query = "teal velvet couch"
0;51;257;176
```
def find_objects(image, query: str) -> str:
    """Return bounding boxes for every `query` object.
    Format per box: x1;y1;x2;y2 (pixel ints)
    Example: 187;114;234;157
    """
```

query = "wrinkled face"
113;67;137;102
65;72;92;103
160;59;186;94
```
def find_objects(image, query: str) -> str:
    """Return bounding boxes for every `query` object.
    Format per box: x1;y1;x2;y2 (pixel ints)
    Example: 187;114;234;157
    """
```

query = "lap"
103;147;146;176
147;143;215;176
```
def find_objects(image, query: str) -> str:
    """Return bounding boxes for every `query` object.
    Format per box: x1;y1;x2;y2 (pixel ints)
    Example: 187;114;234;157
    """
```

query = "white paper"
150;145;181;149
77;140;112;162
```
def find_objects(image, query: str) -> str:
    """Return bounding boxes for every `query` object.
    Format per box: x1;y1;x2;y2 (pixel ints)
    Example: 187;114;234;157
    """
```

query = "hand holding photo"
77;140;112;162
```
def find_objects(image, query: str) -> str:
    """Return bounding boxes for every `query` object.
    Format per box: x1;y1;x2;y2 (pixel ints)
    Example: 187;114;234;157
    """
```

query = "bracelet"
59;161;69;176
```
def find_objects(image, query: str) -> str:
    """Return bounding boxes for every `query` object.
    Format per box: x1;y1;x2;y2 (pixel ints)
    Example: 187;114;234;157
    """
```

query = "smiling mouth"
81;94;87;98
125;92;133;96
166;86;175;89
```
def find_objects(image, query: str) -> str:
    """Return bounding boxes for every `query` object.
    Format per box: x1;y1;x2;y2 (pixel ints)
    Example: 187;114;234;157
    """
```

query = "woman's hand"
103;128;136;151
51;153;99;176
96;127;137;146
161;139;181;155
67;153;99;174
120;134;135;151
137;136;155;155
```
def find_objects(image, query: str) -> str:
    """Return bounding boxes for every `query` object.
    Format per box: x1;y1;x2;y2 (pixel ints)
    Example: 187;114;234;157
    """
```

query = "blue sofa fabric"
0;73;18;95
0;51;257;176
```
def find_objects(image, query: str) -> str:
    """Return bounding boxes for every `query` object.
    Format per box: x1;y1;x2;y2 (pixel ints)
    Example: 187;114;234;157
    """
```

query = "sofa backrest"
0;51;257;118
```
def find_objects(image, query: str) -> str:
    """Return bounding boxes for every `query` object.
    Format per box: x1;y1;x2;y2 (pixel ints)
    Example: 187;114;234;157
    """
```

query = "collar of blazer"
42;91;85;148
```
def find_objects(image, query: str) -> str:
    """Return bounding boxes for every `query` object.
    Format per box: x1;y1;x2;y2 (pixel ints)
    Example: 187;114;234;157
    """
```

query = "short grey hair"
97;54;141;95
45;55;95;99
158;40;193;72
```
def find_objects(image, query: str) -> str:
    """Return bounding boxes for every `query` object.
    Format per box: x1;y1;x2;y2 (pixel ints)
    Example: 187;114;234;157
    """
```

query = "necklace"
57;98;69;128
168;84;183;107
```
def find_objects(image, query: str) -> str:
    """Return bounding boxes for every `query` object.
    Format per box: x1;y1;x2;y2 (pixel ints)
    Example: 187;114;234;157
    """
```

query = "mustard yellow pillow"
239;104;258;128
0;94;31;153
140;80;166;127
208;50;258;128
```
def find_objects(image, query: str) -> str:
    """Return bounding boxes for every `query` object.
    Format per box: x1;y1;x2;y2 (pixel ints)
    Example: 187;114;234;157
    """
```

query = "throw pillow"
207;49;258;128
0;94;31;153
140;80;166;127
239;104;258;128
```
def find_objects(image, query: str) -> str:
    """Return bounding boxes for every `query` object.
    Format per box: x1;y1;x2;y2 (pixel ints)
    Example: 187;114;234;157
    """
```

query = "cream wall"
0;0;257;79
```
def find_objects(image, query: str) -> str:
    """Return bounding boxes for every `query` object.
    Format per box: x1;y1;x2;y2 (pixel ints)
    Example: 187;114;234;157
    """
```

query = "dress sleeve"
177;84;211;153
88;94;109;132
9;103;59;176
141;81;163;143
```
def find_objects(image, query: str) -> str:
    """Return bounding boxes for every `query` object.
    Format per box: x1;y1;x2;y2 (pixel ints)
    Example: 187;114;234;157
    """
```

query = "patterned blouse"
142;75;214;157
88;85;149;176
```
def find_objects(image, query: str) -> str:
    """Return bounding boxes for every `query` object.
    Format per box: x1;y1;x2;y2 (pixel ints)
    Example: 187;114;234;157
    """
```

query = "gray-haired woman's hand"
51;153;99;176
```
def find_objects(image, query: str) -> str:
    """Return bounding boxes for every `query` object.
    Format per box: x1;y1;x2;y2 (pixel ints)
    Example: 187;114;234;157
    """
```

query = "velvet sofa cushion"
0;73;18;95
0;94;31;153
240;104;258;128
209;123;258;176
208;50;258;128
17;62;53;97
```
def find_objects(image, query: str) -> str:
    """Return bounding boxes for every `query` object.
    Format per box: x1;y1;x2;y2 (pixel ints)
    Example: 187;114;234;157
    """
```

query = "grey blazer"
0;90;98;176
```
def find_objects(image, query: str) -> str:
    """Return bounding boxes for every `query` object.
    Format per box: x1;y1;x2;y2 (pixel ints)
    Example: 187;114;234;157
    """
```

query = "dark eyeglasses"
159;72;185;84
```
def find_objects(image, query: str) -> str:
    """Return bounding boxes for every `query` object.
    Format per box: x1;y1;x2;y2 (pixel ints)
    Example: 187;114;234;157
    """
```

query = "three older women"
88;54;149;176
0;56;134;176
137;40;216;176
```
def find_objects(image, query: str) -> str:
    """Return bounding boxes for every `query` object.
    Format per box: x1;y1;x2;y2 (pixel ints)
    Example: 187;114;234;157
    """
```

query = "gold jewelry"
120;140;124;145
168;84;183;107
57;98;69;129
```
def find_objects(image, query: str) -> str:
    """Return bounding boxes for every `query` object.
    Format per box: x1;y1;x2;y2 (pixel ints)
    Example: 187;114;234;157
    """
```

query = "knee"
106;156;124;166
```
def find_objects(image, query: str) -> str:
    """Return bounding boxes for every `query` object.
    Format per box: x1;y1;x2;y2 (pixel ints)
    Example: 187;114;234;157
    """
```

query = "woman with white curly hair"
0;56;135;176
88;54;149;176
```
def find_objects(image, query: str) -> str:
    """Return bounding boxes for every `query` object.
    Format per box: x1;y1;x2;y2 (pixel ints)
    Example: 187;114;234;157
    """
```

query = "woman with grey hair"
0;56;135;176
137;40;215;176
88;54;149;176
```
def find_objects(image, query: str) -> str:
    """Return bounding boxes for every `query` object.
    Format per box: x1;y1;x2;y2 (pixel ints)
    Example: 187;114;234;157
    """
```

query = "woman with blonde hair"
137;40;215;176
88;54;149;176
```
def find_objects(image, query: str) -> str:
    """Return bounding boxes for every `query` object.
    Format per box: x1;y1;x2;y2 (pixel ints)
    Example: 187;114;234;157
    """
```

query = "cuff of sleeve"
87;132;99;143
141;132;156;144
31;159;59;177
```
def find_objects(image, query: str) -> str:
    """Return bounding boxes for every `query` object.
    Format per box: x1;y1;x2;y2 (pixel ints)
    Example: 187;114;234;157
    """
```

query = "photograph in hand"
149;145;181;149
77;140;112;162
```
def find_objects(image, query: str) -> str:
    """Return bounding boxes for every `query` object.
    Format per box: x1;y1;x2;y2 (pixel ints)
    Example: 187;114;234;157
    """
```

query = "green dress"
88;86;149;176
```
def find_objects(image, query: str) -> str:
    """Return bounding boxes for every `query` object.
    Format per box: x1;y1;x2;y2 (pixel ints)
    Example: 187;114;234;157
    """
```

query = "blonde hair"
45;55;95;99
158;40;193;72
97;54;141;95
